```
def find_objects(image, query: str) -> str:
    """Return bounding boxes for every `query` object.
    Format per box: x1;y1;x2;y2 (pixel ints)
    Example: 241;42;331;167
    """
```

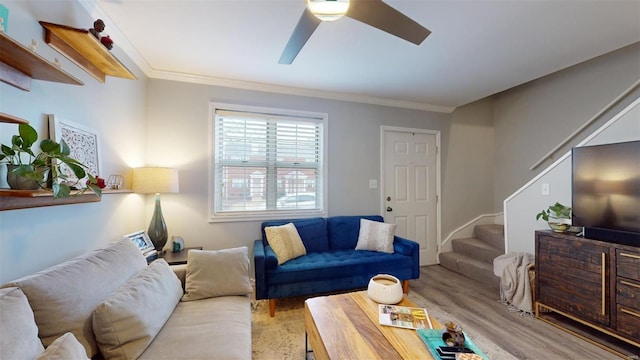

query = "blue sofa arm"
253;239;279;300
393;236;420;279
253;239;267;299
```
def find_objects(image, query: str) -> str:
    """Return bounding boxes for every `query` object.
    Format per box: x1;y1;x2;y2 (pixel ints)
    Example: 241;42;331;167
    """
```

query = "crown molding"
78;0;455;114
149;69;455;113
78;0;153;74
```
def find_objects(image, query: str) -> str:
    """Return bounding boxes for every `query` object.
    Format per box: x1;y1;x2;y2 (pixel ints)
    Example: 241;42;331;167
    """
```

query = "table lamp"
133;167;179;253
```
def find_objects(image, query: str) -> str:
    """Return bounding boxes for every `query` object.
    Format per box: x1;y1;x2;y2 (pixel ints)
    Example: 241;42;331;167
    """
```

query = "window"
210;103;327;221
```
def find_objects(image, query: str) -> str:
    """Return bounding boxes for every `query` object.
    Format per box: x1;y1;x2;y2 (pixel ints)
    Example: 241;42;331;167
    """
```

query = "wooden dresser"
535;231;640;357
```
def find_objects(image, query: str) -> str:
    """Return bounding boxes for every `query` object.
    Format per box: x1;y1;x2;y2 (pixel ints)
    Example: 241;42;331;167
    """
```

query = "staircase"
439;224;504;289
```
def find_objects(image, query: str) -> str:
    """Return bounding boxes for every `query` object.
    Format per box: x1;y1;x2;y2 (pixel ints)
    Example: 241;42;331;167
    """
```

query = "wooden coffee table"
304;290;442;359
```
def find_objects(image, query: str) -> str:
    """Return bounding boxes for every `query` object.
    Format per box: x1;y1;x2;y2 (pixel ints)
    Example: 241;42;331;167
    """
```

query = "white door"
382;128;439;265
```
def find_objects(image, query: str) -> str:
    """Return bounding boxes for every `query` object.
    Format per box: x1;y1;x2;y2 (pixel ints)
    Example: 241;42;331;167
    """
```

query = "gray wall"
145;79;452;253
492;42;640;211
0;1;148;283
442;98;495;236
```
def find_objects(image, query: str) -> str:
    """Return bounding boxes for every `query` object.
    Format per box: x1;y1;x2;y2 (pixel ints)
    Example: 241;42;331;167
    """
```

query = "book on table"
378;304;431;330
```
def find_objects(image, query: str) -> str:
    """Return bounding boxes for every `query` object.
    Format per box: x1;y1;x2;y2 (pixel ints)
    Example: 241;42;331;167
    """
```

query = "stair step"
439;252;500;289
451;237;504;264
474;224;505;251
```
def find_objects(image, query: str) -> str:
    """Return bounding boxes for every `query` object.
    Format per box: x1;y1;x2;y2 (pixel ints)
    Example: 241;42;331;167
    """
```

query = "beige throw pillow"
182;247;253;301
355;218;396;253
36;333;90;360
93;259;183;360
264;222;307;264
0;287;45;360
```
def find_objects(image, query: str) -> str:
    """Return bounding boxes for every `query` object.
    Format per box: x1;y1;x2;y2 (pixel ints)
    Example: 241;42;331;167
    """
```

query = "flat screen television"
572;140;640;246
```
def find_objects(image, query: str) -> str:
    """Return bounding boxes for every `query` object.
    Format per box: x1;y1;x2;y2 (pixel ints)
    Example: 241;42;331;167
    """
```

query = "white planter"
367;274;403;304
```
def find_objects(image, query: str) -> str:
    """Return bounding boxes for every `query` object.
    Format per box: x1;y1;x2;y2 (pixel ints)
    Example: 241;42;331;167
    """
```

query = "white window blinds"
211;106;326;220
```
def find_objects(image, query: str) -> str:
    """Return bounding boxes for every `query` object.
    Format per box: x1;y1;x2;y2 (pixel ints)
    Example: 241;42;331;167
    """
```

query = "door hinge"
435;146;438;155
436;195;439;203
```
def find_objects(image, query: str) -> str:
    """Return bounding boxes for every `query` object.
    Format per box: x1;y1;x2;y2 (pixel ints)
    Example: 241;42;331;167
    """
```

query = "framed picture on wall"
48;114;102;186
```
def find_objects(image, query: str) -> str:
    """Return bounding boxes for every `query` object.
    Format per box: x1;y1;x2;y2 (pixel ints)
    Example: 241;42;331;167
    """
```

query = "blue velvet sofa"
253;215;420;316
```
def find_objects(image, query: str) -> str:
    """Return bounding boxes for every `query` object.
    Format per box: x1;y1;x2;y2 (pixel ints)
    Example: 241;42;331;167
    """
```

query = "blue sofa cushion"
327;215;383;250
261;217;329;253
266;249;414;285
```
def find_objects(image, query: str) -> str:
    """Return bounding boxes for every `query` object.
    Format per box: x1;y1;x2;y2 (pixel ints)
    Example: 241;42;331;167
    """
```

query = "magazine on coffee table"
378;304;432;330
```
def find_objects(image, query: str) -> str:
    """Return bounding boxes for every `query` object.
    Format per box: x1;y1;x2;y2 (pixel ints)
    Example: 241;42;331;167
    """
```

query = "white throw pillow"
36;333;90;360
182;247;253;302
355;218;396;253
0;287;45;360
93;259;183;360
264;222;307;264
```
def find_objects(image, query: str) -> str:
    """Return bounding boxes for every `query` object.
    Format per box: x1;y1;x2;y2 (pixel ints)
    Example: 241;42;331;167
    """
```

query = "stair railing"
529;78;640;171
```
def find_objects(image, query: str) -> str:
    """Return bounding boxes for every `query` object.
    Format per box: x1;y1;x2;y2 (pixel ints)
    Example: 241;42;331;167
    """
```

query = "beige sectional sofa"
0;239;252;359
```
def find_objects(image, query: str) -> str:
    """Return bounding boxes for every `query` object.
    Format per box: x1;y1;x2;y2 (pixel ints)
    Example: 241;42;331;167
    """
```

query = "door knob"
387;207;393;212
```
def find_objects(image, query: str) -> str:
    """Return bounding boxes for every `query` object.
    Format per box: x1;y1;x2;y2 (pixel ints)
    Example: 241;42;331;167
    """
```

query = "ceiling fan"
279;0;431;64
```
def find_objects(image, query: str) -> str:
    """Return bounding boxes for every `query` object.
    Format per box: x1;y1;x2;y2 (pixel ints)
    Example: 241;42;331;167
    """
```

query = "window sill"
209;209;327;223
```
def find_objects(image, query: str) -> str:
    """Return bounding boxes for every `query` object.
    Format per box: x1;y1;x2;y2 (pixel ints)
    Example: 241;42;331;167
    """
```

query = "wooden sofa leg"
269;299;276;317
403;280;409;294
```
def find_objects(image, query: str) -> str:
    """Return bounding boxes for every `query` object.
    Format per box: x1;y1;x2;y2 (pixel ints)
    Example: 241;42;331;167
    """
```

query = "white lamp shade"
133;167;179;194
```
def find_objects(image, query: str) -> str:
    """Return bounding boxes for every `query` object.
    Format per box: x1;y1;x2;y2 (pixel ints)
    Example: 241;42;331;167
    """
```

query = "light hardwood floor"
412;265;629;360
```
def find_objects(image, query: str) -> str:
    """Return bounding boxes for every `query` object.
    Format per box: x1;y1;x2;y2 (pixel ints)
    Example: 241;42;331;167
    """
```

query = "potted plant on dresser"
0;123;101;198
536;202;572;232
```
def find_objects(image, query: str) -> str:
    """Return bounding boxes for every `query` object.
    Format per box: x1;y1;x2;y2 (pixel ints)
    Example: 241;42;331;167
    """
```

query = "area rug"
251;293;517;360
251;296;313;360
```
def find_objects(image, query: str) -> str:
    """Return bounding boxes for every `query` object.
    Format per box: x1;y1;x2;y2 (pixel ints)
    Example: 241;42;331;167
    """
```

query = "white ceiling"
83;0;640;112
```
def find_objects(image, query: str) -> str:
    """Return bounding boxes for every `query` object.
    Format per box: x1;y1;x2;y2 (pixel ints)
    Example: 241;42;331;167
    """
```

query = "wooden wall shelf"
0;190;99;211
40;21;137;83
0;188;133;211
0;112;29;124
0;31;83;91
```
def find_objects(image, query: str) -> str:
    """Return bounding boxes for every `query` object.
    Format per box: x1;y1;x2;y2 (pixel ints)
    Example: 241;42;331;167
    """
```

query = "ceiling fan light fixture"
307;0;350;22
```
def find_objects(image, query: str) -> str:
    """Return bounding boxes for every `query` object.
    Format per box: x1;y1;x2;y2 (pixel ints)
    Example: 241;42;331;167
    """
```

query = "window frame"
208;102;328;223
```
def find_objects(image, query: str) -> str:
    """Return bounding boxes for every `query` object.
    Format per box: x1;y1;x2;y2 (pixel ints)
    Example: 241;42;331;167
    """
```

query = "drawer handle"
621;308;640;319
621;280;640;290
620;252;640;260
601;252;606;316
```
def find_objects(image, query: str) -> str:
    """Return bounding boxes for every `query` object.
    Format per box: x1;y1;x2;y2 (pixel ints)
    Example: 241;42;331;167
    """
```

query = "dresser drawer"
617;249;640;280
617;305;640;342
617;278;640;310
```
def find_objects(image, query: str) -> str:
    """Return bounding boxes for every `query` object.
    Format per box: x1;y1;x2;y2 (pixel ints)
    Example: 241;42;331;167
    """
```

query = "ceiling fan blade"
346;0;431;45
279;8;322;64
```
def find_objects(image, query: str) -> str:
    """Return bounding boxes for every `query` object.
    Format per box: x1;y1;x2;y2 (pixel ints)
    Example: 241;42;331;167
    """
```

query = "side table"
158;247;203;265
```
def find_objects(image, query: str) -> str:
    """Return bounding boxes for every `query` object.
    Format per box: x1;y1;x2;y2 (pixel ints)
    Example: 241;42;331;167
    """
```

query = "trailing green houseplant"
0;123;101;198
536;202;572;232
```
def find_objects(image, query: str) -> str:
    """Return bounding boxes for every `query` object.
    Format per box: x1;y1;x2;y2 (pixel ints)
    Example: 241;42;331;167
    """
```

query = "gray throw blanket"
493;252;535;314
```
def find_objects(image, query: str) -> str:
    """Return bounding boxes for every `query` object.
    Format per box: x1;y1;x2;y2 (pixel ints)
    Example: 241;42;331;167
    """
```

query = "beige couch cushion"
93;259;183;360
172;263;187;288
3;239;147;357
36;333;90;360
139;295;252;360
182;247;253;302
0;287;45;360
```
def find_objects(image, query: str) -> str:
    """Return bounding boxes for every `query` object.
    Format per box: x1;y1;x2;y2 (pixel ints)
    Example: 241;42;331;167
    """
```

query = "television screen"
572;140;640;239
